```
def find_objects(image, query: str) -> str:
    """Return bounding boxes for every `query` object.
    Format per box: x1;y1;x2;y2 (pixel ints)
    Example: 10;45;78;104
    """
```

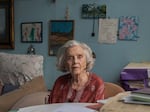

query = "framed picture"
0;0;14;49
81;4;106;19
118;16;139;41
49;20;74;56
21;22;43;43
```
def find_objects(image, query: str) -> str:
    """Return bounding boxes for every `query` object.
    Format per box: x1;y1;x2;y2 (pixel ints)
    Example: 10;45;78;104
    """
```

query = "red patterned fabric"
48;73;104;103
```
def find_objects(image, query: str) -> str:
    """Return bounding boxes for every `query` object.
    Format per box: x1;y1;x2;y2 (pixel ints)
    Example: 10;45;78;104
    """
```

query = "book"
130;94;150;102
130;88;150;102
123;95;150;105
122;88;150;105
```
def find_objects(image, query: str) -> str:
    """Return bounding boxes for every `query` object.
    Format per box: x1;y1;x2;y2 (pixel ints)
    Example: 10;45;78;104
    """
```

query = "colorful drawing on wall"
49;20;74;56
81;4;106;19
21;22;43;43
118;16;139;41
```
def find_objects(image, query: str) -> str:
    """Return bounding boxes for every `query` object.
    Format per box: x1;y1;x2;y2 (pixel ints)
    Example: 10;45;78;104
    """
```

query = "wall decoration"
49;20;74;56
27;44;36;55
81;4;106;19
98;18;118;44
65;5;70;20
21;22;43;43
118;16;139;41
0;0;14;49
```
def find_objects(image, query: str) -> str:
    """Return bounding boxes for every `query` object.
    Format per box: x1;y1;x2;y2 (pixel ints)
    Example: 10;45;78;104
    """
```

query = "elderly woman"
48;40;104;103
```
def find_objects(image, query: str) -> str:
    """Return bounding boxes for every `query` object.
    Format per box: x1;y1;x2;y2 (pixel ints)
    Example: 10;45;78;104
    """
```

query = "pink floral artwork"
118;16;139;41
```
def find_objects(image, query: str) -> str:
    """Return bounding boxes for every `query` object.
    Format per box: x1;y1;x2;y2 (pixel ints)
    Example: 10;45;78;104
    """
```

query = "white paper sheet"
98;19;118;44
17;103;95;112
97;97;113;104
52;104;95;112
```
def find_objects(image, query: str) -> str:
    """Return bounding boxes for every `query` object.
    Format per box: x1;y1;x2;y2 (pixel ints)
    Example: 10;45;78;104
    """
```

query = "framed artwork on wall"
0;0;14;49
118;16;139;41
21;22;43;43
81;4;106;19
49;20;74;56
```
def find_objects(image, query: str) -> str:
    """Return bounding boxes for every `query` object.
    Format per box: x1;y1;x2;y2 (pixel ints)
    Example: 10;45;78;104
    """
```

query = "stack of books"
123;88;150;105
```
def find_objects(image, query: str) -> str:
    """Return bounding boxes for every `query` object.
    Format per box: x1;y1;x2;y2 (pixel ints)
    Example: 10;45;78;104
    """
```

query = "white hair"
56;40;95;72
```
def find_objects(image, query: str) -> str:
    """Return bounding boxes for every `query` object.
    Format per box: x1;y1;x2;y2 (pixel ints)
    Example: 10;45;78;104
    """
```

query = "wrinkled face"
65;45;87;75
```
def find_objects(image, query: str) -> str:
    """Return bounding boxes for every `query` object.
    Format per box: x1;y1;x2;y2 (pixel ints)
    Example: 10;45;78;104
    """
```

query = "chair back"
104;82;125;99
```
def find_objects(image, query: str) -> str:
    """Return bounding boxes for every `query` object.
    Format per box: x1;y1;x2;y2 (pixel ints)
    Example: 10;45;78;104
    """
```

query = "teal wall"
1;0;150;89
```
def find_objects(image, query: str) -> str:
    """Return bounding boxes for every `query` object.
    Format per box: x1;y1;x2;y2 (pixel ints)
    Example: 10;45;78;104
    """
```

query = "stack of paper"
123;88;150;105
17;103;95;112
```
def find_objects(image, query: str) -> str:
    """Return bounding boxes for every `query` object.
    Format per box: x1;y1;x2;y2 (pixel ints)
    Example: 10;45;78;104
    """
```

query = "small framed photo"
21;22;43;43
81;4;106;19
49;20;74;56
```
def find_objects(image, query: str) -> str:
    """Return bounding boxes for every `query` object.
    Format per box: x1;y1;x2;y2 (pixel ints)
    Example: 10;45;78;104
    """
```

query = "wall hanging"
81;4;106;37
118;16;139;41
0;0;14;49
81;4;106;19
98;18;118;44
49;20;74;56
21;22;43;43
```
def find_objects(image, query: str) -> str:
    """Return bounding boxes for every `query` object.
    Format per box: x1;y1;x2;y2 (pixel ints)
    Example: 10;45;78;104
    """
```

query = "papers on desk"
100;92;150;112
52;104;95;112
122;95;150;105
122;88;150;105
17;103;95;112
97;97;112;104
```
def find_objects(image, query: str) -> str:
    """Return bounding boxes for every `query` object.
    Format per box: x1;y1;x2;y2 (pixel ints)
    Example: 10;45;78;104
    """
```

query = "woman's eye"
67;56;73;60
78;55;83;59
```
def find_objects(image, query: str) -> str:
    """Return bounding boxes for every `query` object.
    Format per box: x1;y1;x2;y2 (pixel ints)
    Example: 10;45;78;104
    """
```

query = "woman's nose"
73;56;78;63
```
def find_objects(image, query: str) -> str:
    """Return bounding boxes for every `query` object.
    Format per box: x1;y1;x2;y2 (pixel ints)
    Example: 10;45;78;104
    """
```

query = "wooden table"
100;92;150;112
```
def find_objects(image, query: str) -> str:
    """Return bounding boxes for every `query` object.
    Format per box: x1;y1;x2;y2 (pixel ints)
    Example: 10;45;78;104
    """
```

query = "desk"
100;92;150;112
9;103;98;112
